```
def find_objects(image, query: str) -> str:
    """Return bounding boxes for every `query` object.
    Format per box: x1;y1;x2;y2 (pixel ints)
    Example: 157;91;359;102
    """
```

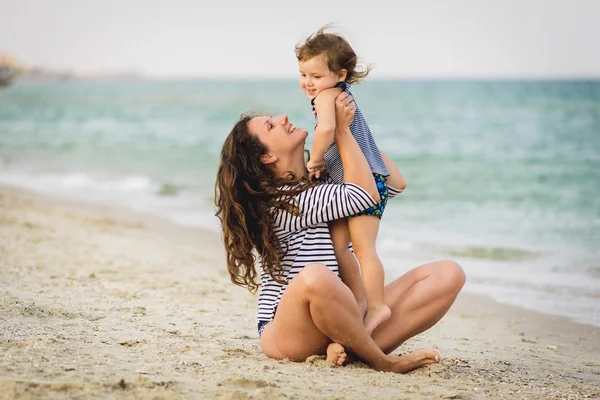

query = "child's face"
299;54;345;100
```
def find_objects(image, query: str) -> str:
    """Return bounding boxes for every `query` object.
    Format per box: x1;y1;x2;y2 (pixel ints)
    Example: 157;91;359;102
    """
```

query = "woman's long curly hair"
215;114;313;293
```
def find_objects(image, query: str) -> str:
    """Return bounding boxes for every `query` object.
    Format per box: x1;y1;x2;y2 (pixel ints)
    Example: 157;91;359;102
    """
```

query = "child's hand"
307;158;327;180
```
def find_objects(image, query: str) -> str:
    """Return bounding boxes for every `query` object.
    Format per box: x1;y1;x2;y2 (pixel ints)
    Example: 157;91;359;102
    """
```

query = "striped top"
313;82;389;184
256;182;403;324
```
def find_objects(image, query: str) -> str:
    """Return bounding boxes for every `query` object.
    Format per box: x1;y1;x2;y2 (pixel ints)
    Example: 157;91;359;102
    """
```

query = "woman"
215;92;465;373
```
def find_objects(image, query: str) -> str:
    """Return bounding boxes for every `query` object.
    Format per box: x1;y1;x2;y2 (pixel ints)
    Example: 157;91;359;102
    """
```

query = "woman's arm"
333;92;379;201
274;183;376;231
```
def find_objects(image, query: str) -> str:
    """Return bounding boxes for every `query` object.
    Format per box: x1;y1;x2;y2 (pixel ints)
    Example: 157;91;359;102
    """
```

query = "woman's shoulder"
279;181;331;199
299;181;367;198
277;180;369;201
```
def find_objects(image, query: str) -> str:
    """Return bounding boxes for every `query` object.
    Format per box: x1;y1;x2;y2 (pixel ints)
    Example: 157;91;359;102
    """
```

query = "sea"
1;79;598;326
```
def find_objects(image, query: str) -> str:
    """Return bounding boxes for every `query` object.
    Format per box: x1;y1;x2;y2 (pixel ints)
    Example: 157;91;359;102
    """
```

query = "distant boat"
0;54;24;87
0;66;14;87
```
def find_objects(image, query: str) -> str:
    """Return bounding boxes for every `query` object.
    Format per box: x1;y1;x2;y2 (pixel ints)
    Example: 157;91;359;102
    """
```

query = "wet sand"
1;186;599;399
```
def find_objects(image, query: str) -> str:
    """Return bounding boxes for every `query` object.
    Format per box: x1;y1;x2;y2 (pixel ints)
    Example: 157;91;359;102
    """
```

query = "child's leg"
330;219;367;317
348;215;391;334
380;150;406;191
328;218;365;365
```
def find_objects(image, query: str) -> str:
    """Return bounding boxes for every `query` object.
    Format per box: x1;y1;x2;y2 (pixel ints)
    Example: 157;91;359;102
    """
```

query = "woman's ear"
338;69;347;82
261;154;278;165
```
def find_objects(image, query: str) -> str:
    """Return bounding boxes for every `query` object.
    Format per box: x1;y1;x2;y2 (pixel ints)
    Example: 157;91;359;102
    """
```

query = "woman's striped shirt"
256;182;402;324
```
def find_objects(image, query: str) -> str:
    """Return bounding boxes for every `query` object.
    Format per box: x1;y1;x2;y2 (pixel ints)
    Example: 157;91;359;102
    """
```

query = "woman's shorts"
258;320;270;337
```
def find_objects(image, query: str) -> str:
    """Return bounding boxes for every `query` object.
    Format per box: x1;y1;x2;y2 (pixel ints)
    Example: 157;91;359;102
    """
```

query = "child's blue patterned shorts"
349;173;389;219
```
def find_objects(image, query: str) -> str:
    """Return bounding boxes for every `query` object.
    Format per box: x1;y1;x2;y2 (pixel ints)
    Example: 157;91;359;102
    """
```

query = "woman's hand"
307;158;327;181
334;92;356;130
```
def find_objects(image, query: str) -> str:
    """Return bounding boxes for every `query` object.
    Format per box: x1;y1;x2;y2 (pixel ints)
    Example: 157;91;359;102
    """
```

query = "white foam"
0;170;158;198
0;168;220;233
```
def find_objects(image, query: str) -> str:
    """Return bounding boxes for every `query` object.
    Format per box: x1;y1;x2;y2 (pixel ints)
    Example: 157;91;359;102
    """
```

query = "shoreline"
1;184;599;399
2;181;596;328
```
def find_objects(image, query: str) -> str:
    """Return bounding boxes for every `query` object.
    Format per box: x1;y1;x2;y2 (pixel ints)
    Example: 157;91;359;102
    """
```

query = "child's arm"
308;87;343;179
380;150;407;192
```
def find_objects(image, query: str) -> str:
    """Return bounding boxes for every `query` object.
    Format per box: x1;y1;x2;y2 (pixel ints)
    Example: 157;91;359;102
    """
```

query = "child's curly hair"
295;24;371;85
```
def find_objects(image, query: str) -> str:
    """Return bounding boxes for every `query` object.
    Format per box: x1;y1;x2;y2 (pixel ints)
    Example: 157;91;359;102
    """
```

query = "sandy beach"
1;185;599;400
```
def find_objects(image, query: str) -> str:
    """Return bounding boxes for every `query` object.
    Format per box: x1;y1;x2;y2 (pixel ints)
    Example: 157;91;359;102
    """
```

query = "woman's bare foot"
364;304;392;335
326;342;347;366
376;348;440;374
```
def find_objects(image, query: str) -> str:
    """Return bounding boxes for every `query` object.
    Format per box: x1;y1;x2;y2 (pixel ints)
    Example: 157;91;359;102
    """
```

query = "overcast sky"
1;0;599;79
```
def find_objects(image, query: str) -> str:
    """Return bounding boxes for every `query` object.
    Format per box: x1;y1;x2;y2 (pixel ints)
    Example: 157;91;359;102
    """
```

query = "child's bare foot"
364;304;392;334
326;342;347;366
375;349;440;374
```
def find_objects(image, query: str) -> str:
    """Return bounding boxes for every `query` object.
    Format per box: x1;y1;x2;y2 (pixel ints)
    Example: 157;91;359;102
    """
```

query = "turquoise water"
1;80;599;325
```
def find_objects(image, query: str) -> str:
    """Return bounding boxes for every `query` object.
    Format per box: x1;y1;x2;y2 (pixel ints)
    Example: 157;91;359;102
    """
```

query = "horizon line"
17;74;600;82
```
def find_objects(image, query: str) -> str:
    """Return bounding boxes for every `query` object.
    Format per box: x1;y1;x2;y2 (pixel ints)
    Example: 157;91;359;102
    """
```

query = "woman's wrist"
334;125;352;138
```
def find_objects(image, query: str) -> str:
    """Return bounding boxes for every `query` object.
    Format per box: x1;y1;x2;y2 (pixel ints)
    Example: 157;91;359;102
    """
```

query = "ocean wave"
0;169;219;232
0;170;161;196
157;183;181;196
445;245;542;261
465;282;600;327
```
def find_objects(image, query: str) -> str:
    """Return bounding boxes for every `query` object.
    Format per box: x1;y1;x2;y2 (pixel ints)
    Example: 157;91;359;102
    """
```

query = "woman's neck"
275;151;307;180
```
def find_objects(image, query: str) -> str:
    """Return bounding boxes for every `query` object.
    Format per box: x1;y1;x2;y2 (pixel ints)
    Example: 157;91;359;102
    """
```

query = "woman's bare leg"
372;260;466;354
259;263;440;373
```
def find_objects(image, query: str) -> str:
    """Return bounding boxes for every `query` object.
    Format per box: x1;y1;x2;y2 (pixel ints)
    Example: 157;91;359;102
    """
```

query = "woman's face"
248;115;308;162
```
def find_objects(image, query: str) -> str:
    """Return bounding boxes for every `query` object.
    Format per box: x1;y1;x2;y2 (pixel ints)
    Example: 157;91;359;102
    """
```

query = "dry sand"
1;186;599;399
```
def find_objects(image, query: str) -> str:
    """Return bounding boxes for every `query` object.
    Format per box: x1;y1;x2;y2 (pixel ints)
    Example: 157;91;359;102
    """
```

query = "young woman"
215;92;465;373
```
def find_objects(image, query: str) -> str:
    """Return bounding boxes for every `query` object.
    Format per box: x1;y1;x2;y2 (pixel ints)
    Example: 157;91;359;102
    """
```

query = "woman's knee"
297;263;339;296
438;260;466;292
